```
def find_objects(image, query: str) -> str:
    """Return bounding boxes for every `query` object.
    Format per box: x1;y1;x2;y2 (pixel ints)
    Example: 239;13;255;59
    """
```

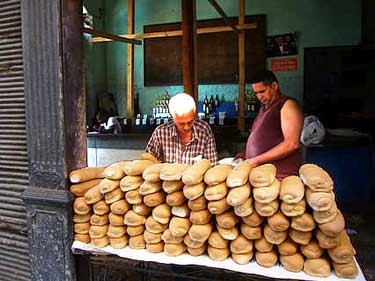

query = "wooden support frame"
83;27;141;45
89;23;256;42
238;0;246;132
208;0;239;33
127;0;135;119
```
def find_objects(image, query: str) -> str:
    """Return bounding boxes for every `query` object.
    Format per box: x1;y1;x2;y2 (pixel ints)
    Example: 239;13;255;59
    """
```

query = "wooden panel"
144;15;265;86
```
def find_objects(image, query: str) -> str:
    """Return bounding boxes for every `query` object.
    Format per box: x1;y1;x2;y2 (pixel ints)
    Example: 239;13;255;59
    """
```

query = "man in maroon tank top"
237;70;303;180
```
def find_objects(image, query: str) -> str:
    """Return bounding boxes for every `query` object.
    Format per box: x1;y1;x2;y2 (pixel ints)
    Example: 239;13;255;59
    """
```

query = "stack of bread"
70;157;359;279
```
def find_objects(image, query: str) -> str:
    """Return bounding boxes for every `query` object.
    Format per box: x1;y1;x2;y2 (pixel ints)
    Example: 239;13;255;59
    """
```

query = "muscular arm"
248;99;303;167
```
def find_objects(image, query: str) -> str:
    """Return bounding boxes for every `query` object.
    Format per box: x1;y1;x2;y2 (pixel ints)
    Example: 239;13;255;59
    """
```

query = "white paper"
72;241;367;281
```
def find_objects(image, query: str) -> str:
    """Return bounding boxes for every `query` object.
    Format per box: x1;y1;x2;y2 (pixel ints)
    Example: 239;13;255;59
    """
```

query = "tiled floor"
341;204;375;281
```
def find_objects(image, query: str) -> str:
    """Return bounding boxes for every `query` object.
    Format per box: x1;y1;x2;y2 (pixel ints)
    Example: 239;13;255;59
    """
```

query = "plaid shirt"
145;119;217;165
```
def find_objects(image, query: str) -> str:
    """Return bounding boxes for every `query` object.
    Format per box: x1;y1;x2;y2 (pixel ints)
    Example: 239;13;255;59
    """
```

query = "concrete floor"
341;203;375;281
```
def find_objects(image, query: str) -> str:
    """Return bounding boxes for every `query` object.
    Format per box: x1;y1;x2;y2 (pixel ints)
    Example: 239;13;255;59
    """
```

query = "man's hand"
234;151;245;160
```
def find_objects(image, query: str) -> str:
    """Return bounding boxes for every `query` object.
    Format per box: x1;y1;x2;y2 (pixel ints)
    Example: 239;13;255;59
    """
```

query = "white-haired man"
145;93;217;165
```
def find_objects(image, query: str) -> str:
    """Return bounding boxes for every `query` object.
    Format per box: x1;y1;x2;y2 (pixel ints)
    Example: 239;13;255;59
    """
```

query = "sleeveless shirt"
245;94;302;180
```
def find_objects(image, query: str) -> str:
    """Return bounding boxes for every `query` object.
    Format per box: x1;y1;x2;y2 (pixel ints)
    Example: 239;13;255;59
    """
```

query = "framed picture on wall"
266;32;298;57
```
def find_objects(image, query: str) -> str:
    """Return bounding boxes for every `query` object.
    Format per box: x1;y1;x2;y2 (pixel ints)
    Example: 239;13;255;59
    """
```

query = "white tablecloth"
72;241;367;281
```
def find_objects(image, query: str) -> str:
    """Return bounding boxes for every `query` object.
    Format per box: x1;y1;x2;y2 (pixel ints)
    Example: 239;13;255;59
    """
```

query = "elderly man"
145;93;217;165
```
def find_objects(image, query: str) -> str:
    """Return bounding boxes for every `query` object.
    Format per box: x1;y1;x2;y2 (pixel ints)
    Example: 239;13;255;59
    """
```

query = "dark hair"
251;70;278;85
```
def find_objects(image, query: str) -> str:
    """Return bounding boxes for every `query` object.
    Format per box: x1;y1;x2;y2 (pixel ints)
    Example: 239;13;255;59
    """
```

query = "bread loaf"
110;199;130;215
208;231;228;249
267;210;290;231
279;175;304;203
161;229;184;244
277;237;298;255
152;203;171;224
145;216;168;234
207;245;230;261
69;167;105;183
171;203;190;218
187;244;207;256
120;175;143;192
305;188;335;211
216;210;239;229
316;229;341;249
184;234;205;249
146;242;164;253
74;233;90;243
280;252;304;272
332;257;359;279
139;181;162;195
327;231;355;264
73;197;91;215
104;187;124;204
207;198;231;215
291;212;316;232
162;180;184;193
123;159;154;176
300;239;324;258
234;197;253;217
313;201;338;224
99;178;121;194
204;182;228;201
254;236;273;253
254;199;279;217
240;223;262;240
91;236;109;248
70;179;102;197
189;223;213;242
303;257;331;278
190;209;212;225
169;217;191;237
299;163;333;192
108;212;125;226
133;203;152;216
74;222;90;234
182;159;211;185
127;225;145;236
318;209;345;237
107;225;127;238
124;210;146;226
249;164;277;187
253;179;280;204
129;234;146;249
188;195;207;211
143;230;162;244
183;182;205;200
289;229;312;245
110;236;128;249
89;225;108;239
125;189;143;205
73;213;91;223
93;200;110;215
143;190;165;207
160;163;189;181
204;164;232;185
230;234;253;254
139;151;159;162
241;210;264;226
216;225;238;241
226;160;252;188
280;199;306;217
263;224;287;245
166;190;186;206
255;249;278;268
226;183;251;206
164;243;186;256
103;161;127;180
142;163;165;182
90;214;108;226
231;252;253;265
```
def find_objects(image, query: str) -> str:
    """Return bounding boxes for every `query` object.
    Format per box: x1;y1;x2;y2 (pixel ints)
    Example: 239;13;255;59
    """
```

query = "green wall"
84;0;361;120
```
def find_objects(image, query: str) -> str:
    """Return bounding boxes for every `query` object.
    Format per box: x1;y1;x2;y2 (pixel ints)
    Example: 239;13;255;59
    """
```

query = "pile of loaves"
71;153;358;279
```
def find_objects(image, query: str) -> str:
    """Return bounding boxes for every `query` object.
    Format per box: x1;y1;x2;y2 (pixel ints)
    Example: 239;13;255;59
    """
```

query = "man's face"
173;110;195;135
252;81;278;106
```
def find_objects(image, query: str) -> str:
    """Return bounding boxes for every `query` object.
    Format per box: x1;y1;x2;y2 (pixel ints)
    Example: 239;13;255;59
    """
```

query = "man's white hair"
168;93;196;117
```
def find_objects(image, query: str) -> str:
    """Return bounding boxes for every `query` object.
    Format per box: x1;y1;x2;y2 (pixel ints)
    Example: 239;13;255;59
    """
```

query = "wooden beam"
83;27;142;45
181;0;198;101
127;0;135;119
90;23;257;42
238;0;246;132
208;0;239;33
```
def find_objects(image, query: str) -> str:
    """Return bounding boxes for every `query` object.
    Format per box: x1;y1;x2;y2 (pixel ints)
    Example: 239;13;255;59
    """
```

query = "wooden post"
181;0;197;102
238;0;246;132
127;0;135;118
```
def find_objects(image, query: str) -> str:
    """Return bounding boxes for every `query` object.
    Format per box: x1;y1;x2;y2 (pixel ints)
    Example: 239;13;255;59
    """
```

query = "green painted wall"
84;0;361;121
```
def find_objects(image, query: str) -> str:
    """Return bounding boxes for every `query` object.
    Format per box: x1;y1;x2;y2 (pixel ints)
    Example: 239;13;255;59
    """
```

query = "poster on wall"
266;32;298;57
271;57;298;72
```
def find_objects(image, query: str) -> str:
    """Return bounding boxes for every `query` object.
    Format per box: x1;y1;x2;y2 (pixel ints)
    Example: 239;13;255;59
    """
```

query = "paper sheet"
72;241;367;281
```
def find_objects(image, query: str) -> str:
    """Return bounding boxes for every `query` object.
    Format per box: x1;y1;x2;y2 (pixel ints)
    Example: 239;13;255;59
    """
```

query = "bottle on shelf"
214;94;220;107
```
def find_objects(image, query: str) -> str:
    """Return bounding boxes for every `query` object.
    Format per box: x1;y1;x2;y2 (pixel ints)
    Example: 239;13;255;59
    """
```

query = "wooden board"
144;15;266;86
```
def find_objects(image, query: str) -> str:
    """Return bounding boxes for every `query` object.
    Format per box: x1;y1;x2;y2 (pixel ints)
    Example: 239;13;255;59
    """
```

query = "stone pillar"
20;0;85;280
